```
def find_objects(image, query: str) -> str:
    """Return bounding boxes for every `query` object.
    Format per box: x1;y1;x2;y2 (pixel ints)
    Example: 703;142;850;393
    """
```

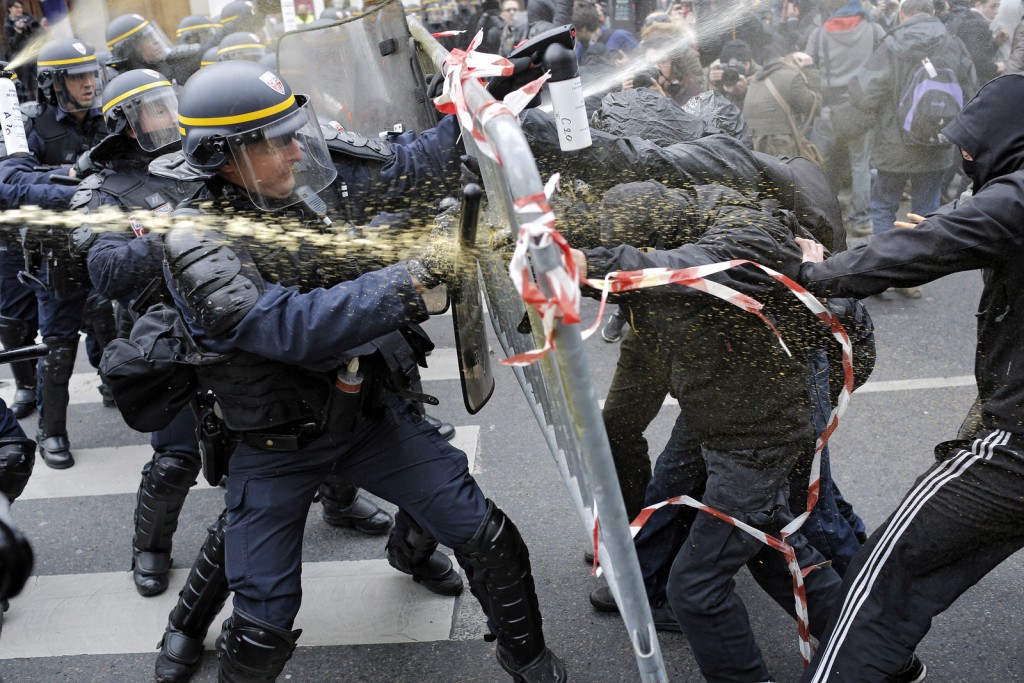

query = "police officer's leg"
0;246;41;419
81;290;117;407
338;395;565;682
34;279;88;469
386;508;464;596
133;407;202;597
215;439;337;680
155;510;230;683
317;470;393;534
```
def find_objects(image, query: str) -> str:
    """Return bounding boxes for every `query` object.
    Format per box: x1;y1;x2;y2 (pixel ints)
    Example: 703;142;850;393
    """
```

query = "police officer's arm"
0;177;76;209
164;228;429;365
378;115;462;197
799;175;1024;298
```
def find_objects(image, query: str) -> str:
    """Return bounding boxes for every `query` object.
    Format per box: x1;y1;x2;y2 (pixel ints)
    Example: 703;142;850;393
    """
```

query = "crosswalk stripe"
18;427;480;500
0;558;457;659
0;349;464;408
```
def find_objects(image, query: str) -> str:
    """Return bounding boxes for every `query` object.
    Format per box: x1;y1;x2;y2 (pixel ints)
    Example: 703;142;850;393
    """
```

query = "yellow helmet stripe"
107;19;150;47
102;79;172;114
178;94;295;128
38;54;97;67
220;13;240;22
217;43;266;54
176;22;222;35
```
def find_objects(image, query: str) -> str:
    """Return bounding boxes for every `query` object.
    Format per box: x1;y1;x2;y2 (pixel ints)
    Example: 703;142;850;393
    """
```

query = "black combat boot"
318;474;392;534
387;510;464;596
0;315;37;419
456;501;567;683
0;438;35;502
216;609;301;682
36;339;77;469
155;511;231;683
424;414;456;441
133;452;202;597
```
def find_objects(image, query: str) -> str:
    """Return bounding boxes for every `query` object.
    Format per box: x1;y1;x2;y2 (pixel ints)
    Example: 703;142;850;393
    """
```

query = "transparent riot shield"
277;0;438;137
408;19;668;683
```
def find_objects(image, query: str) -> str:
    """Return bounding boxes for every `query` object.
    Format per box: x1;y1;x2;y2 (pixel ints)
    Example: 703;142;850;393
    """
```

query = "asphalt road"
2;260;1016;683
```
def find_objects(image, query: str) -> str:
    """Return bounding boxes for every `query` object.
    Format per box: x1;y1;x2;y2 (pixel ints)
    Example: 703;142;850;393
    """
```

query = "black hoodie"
800;74;1024;435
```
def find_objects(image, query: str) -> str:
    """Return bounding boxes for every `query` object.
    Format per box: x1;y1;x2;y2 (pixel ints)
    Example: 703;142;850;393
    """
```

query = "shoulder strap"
764;75;807;139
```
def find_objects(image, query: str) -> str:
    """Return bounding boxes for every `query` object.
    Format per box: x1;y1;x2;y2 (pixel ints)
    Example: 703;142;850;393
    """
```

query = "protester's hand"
569;248;588;281
893;212;926;229
795;237;825;263
790;51;813;67
995;27;1010;46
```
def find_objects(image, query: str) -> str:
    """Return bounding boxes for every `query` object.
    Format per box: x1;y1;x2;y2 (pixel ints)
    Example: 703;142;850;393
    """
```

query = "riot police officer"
215;31;267;62
157;61;565;682
0;39;112;469
175;15;223;52
73;69;398;599
105;14;202;85
218;0;263;34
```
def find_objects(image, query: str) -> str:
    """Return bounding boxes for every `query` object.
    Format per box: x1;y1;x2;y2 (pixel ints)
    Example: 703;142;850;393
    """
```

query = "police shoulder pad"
150;152;215;182
19;101;43;120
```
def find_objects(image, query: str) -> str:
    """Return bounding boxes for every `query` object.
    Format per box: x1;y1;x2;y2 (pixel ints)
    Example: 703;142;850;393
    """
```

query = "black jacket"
800;74;1024;435
583;184;823;451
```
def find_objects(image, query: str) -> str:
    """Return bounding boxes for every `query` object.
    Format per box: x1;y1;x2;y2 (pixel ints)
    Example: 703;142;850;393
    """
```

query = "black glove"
486;56;543;105
425;72;446;101
72;150;97;180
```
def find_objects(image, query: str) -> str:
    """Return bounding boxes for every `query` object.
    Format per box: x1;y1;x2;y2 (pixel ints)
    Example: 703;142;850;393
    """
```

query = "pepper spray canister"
0;75;28;158
543;42;592;151
336;357;363;394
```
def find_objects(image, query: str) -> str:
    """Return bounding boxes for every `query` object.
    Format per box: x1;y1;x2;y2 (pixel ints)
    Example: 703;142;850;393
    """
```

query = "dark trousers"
667;441;843;683
801;428;1024;682
224;393;487;629
0;247;38;323
151;404;200;461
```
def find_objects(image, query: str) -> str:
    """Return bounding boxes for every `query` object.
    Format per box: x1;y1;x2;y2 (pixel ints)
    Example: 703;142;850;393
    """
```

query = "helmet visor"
123;86;180;151
122;24;173;65
53;65;106;113
225;100;338;211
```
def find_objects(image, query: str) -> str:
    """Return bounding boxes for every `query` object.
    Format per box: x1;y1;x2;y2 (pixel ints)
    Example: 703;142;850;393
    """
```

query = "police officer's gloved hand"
408;207;459;289
71;149;97;180
486;56;543;105
425;72;446;100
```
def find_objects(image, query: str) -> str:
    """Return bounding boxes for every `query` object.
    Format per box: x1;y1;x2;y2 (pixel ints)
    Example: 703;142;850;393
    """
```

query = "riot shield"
277;0;438;137
408;20;668;683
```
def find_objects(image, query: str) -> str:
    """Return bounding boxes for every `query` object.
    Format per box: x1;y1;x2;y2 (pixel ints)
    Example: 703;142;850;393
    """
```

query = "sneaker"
588;585;681;632
895;286;922;299
891;653;927;683
601;312;626;343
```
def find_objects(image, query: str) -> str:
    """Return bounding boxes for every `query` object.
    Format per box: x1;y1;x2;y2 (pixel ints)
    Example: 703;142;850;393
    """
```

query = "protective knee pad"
134;452;202;553
0;438;35;502
387;509;440;571
169;510;231;635
216;609;301;682
454;500;545;667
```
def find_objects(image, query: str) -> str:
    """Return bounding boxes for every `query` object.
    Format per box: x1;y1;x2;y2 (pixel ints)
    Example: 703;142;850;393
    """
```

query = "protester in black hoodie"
796;73;1024;682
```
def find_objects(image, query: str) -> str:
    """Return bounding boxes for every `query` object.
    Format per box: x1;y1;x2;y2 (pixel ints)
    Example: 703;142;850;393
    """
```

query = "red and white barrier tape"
434;30;550;164
505;218;853;663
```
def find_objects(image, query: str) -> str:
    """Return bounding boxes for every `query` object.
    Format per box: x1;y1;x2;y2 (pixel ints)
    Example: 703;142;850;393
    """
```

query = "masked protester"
150;61;566;682
795;73;1024;683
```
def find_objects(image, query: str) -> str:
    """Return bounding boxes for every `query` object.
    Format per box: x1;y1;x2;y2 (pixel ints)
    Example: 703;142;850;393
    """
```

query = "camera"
631;67;662;89
721;58;747;88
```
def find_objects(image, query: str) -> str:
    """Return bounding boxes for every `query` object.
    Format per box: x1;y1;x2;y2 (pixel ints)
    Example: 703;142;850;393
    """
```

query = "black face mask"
961;156;976;182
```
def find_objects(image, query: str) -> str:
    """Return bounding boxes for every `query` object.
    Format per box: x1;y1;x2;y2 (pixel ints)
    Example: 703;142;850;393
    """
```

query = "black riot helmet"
219;1;262;34
216;32;267;62
106;14;173;68
176;15;222;46
177;61;337;210
102;69;180;152
200;46;220;68
36;39;107;113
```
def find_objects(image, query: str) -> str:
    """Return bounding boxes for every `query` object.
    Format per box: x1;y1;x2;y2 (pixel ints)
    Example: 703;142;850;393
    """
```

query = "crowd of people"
0;0;1019;682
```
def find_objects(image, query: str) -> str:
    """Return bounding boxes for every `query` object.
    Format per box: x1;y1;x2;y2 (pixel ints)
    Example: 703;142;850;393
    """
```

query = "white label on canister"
0;79;29;157
547;76;592;152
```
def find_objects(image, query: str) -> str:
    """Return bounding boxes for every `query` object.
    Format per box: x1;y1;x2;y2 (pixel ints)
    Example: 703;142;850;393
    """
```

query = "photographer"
708;39;759;108
4;0;39;97
623;16;703;106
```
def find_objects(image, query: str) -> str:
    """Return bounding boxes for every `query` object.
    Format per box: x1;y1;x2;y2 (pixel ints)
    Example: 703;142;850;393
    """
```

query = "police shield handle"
544;43;592;152
893;212;926;229
0;75;30;157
